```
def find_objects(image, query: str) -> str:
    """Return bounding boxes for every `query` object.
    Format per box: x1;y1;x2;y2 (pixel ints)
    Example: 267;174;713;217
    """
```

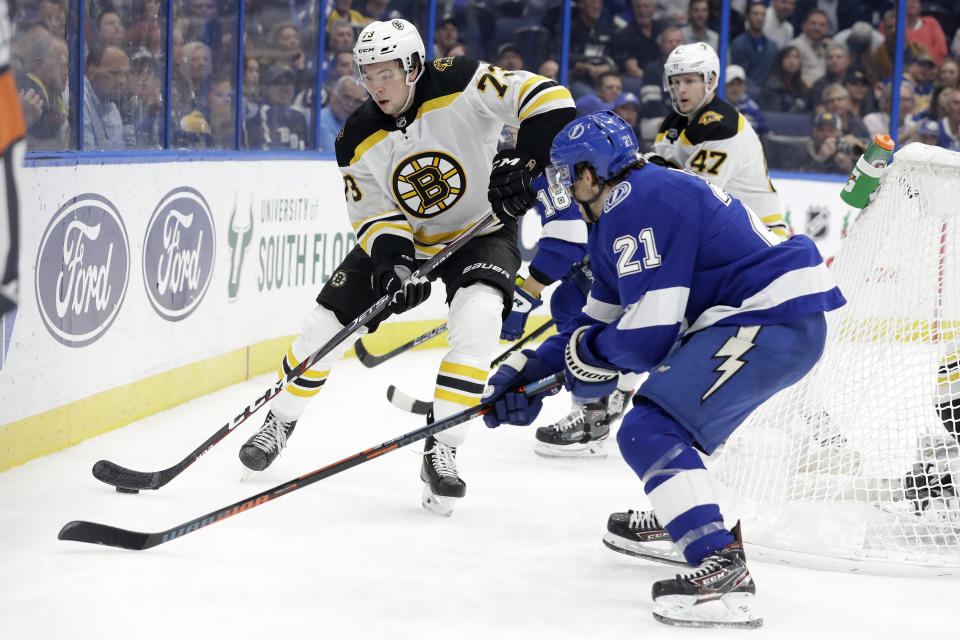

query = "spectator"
18;31;68;150
833;20;883;72
843;67;876;117
864;81;920;139
595;70;623;103
36;0;65;39
807;43;850;109
206;73;235;149
125;51;163;147
539;59;560;81
575;93;610;116
246;63;310;150
446;43;468;57
97;11;128;51
820;83;870;140
612;0;660;92
568;0;619;95
866;10;932;86
317;76;366;151
913;118;943;146
180;0;224;54
725;64;765;133
243;55;261;107
878;0;947;65
788;8;831;87
787;110;858;173
907;50;936;114
638;26;685;124
327;0;370;36
612;91;641;135
84;43;131;149
940;86;960;148
128;0;163;55
322;50;354;105
651;0;689;26
763;0;796;50
324;18;356;82
495;43;524;72
924;85;955;122
266;21;313;95
935;58;960;90
10;21;49;78
681;0;718;51
759;45;808;113
706;0;744;41
360;0;395;22
434;16;459;58
182;40;212;101
791;0;861;36
730;1;779;88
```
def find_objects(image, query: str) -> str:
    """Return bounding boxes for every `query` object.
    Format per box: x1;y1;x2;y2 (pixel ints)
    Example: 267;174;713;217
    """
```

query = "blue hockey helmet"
546;111;640;195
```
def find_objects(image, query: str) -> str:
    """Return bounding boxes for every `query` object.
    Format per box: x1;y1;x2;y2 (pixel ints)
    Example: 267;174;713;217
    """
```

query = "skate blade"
534;439;608;459
421;484;457;517
601;533;687;566
652;593;762;629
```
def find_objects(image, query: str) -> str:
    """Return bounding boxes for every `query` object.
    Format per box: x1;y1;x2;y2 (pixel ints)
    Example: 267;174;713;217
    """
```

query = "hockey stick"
354;321;448;368
385;318;559;415
490;318;555;368
59;373;564;550
91;213;497;492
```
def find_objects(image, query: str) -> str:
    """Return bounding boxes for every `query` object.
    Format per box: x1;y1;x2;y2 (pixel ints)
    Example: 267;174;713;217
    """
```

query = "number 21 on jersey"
614;228;662;276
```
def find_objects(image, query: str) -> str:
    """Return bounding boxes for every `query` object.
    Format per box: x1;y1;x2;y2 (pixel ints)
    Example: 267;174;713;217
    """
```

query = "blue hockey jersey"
539;162;845;374
528;174;588;284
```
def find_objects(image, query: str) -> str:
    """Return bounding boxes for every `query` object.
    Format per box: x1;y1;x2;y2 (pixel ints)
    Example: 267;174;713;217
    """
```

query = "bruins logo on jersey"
698;110;723;125
392;151;466;218
434;57;454;71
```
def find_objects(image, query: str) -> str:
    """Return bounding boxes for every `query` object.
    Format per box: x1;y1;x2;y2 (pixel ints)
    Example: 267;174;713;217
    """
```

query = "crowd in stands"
9;0;960;169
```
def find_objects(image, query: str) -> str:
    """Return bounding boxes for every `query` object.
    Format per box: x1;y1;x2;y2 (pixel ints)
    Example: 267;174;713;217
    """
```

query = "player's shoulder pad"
682;98;741;144
420;55;481;101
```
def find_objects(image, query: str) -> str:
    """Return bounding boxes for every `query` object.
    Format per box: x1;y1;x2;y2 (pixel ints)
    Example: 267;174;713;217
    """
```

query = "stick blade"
58;520;152;550
353;338;382;368
92;460;162;490
386;385;433;415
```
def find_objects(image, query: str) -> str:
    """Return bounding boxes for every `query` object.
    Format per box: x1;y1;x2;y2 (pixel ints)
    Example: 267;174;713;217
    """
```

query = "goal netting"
713;143;960;573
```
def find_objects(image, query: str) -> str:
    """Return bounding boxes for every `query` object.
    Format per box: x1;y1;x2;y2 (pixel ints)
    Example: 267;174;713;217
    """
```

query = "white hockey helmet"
662;42;720;115
353;19;426;86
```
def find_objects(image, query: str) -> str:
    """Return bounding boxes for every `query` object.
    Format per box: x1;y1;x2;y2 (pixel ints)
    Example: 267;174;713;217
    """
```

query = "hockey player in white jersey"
653;43;789;238
482;112;845;627
238;19;576;516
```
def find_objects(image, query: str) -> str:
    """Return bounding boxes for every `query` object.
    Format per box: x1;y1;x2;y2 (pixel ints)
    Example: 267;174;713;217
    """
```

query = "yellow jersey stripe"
285;385;324;398
517;75;547;104
439;360;488;380
359;221;413;251
519;87;574;120
435;389;481;406
349;93;461;165
350;129;389;165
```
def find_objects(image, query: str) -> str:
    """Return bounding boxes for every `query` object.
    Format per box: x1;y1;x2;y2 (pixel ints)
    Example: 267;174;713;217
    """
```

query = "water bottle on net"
840;133;895;209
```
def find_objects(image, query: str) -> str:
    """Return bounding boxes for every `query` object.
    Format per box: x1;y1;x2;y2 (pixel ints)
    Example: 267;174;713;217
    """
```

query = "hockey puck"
115;486;139;494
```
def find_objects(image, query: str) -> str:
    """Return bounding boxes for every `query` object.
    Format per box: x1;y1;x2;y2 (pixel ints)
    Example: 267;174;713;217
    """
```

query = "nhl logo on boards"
392;151;466;218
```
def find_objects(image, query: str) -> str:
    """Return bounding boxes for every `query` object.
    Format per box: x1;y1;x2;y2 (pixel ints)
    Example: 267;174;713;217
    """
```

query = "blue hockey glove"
564;325;619;400
482;350;560;428
501;277;543;340
561;259;593;297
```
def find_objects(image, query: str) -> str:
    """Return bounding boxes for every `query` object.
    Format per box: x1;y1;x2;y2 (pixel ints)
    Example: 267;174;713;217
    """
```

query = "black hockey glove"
488;148;540;220
372;255;431;314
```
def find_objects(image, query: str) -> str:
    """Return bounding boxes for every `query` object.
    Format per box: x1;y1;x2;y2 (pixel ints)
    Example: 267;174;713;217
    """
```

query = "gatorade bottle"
840;134;895;209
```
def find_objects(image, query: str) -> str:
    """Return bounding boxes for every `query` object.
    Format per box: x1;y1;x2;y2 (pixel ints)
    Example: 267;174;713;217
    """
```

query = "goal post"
713;143;960;575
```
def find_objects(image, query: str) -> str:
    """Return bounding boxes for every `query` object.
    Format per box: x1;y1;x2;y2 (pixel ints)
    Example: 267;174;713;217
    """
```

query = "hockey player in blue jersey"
503;171;642;457
482;111;845;628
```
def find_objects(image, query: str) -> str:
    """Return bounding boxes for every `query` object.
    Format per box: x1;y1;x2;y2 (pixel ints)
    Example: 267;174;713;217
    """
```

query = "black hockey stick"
59;373;564;550
91;213;497;492
385;318;559;415
490;318;556;368
354;321;448;367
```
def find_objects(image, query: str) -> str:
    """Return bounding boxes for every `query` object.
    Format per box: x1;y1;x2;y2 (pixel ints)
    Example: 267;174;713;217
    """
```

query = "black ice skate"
651;522;762;629
420;435;466;516
605;388;634;424
534;401;610;458
602;510;685;566
239;410;297;471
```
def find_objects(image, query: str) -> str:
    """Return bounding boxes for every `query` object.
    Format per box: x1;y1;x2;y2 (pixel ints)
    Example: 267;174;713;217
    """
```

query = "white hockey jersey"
652;96;789;237
335;56;576;260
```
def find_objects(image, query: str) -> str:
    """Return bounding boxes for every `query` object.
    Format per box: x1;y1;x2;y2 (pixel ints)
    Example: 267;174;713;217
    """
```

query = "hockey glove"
482;350;560;428
373;255;431;314
564;325;619;400
500;277;543;341
561;259;593;297
488;148;540;220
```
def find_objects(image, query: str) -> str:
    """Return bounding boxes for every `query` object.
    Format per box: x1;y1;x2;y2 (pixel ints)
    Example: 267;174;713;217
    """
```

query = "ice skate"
605;388;633;424
239;411;297;471
602;509;685;566
651;522;762;629
901;434;959;517
420;436;466;516
534;402;610;458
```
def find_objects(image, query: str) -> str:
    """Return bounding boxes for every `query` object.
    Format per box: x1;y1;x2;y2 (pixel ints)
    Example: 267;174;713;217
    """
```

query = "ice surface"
0;350;955;638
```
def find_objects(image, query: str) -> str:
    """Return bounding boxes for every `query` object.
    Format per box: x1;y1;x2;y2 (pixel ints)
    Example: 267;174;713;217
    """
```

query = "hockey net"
713;143;960;573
